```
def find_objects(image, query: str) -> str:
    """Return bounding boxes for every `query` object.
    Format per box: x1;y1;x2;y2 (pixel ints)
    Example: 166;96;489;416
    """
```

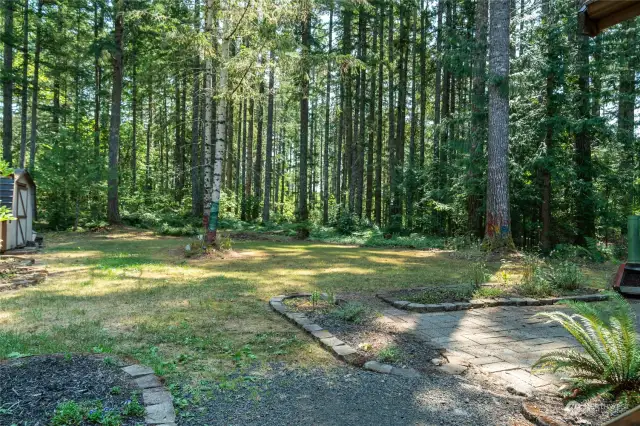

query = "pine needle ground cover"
0;228;615;389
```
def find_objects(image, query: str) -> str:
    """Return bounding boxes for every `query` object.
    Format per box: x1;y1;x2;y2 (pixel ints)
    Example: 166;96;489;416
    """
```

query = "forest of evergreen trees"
0;0;638;251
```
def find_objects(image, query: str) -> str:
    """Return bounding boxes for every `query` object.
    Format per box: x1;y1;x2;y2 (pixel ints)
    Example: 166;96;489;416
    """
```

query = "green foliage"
472;286;505;299
121;395;145;417
409;287;473;304
51;401;83;426
309;290;321;309
377;345;402;363
331;302;370;324
470;262;490;286
547;261;583;291
533;294;640;399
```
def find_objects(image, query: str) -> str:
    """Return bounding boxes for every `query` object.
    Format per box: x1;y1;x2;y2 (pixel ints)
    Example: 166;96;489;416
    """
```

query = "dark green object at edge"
628;216;640;263
209;202;219;232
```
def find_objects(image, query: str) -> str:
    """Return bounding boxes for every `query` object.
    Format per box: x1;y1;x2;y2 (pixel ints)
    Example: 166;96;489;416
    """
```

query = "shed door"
15;184;28;247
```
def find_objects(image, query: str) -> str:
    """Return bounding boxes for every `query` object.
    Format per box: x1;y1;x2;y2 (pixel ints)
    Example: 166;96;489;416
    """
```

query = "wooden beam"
580;0;640;37
603;405;640;426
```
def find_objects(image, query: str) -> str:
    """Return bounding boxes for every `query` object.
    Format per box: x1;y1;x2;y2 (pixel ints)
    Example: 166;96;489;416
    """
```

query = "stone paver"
382;301;640;393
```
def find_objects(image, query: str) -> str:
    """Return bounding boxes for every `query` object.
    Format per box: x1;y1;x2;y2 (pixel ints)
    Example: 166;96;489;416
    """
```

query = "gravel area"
177;365;526;425
0;354;144;425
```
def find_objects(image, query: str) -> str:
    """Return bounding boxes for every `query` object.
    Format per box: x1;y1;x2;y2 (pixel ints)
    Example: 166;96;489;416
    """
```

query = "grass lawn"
0;228;616;389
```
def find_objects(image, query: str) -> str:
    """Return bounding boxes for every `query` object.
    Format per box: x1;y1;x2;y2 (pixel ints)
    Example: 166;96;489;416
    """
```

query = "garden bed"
0;256;47;291
280;295;440;374
0;354;145;425
377;283;608;313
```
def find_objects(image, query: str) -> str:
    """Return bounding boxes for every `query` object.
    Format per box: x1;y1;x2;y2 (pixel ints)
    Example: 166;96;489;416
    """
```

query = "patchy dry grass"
0;228;616;388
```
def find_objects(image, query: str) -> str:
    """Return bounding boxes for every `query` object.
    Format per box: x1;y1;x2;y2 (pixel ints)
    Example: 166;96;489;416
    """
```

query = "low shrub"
533;294;640;400
377;345;402;363
331;302;370;324
547;261;583;291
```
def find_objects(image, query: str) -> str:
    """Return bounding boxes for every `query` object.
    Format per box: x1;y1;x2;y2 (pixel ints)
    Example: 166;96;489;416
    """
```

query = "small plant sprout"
310;290;321;309
470;261;489;287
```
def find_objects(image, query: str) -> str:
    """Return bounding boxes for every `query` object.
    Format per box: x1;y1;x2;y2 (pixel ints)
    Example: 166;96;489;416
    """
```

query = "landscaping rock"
145;401;177;424
439;363;467;375
390;367;421;379
135;374;163;389
122;364;155;378
521;401;569;426
143;388;173;405
363;361;393;374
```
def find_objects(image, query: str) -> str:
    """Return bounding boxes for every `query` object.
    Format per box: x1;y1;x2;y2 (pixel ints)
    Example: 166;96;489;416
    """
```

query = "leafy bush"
331;302;370;324
51;401;83;425
518;270;554;298
533;294;640;399
547;261;583;291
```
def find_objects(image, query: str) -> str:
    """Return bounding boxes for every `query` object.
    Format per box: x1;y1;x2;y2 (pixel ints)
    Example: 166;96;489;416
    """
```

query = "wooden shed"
580;0;640;37
0;169;36;252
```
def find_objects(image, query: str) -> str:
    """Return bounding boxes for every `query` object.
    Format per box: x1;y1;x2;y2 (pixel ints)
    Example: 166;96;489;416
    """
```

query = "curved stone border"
121;362;176;425
269;294;420;379
377;292;609;313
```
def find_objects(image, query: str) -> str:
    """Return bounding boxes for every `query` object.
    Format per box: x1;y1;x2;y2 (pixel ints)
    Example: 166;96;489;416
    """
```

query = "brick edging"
376;292;609;313
121;363;176;425
269;294;421;378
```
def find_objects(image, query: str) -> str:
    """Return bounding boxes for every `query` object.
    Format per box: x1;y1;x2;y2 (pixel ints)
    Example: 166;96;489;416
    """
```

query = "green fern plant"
533;294;640;398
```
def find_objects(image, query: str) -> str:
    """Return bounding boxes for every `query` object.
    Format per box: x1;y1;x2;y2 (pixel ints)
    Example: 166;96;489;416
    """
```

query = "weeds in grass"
470;262;490;286
547;261;583;291
331;302;370;324
310;290;321;309
472;286;505;299
377;345;402;363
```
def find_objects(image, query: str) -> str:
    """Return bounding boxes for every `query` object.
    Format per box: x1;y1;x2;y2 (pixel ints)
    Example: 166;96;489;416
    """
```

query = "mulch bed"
0;256;47;292
283;296;440;373
0;354;144;425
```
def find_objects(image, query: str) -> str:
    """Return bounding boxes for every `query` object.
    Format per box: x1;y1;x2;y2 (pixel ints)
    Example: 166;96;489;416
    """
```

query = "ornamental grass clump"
533;294;640;399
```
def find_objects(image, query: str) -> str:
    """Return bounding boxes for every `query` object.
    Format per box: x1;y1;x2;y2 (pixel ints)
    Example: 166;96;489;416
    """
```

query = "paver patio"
382;300;640;396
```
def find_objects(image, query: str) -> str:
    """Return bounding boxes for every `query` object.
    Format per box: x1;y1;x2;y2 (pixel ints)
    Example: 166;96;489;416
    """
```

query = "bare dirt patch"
0;256;47;292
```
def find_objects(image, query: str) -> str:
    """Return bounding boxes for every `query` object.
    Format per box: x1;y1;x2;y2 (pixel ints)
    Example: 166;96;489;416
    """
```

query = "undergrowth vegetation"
533;294;640;405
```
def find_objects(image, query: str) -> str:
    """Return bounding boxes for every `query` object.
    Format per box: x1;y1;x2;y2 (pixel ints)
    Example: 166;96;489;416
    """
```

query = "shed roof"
12;169;35;189
580;0;640;37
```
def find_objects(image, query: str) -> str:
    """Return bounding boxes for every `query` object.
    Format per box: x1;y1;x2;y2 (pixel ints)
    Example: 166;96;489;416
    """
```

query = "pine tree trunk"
323;4;333;225
392;6;409;231
484;0;512;250
131;55;138;191
203;0;214;233
298;8;310;225
262;52;275;223
540;0;554;252
366;9;377;223
355;7;367;218
241;99;247;221
419;0;427;168
407;7;417;230
618;20;636;219
342;7;353;215
433;0;443;168
3;0;15;165
29;0;43;171
247;98;254;216
207;12;228;243
18;0;28;169
191;6;202;215
107;0;124;224
387;2;395;228
146;78;153;192
468;0;488;238
375;4;384;227
254;68;264;219
92;0;102;169
574;0;594;246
